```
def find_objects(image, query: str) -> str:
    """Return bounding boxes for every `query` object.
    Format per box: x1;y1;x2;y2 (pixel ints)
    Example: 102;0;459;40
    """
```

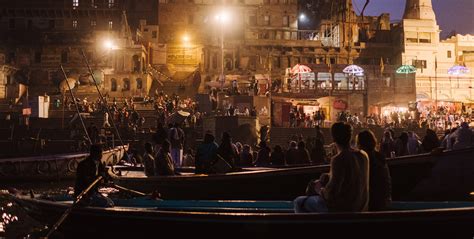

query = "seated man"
154;140;175;176
294;122;369;213
74;144;114;207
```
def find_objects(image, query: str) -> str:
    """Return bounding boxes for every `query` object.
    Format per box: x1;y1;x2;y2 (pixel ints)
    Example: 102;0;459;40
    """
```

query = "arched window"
111;78;117;91
132;55;140;73
123;78;130;91
136;78;143;90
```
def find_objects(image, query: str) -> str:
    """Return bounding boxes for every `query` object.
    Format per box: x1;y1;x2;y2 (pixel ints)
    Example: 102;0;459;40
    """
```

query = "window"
72;20;78;29
412;59;427;69
419;32;431;43
34;52;42;63
9;19;15;29
282;16;289;27
264;15;270;26
108;0;115;8
152;31;157;38
61;50;68;63
447;50;452;58
405;31;417;43
108;20;113;29
136;78;143;90
90;20;96;27
111;78;117;91
72;0;79;7
122;78;130;91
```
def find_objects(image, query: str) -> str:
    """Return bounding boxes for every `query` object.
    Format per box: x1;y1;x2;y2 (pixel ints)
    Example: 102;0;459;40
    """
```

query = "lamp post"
182;34;190;65
215;11;229;91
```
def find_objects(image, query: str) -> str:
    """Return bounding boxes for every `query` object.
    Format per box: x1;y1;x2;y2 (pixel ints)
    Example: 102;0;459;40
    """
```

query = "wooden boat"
10;194;474;238
112;147;474;201
0;145;128;182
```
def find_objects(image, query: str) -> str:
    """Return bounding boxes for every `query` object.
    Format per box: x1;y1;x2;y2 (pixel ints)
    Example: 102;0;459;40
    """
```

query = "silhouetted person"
357;130;392;211
270;145;286;166
254;141;271;167
296;141;311;165
74;144;113;207
195;132;219;174
421;128;440;153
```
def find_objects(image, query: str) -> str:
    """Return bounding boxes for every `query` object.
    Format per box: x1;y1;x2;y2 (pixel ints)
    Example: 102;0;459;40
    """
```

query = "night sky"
353;0;474;38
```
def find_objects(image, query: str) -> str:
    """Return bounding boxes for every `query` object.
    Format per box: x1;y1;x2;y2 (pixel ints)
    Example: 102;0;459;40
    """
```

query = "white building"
397;0;474;104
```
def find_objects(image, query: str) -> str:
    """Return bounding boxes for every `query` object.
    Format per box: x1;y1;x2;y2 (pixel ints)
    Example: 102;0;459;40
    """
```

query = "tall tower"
403;0;436;21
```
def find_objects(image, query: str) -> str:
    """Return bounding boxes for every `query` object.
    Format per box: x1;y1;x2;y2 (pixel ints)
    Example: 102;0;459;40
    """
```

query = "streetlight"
215;10;230;90
182;34;190;65
299;13;306;21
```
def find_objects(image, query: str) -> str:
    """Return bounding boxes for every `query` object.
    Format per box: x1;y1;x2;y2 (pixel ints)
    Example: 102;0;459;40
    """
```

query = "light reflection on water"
0;182;73;238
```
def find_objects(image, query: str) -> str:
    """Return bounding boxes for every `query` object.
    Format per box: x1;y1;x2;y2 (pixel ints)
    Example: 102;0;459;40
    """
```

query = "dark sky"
353;0;474;38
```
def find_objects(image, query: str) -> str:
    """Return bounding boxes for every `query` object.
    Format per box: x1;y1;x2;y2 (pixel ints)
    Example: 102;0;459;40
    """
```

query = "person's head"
243;144;251;153
274;145;282;153
289;141;297;149
259;140;267;148
383;130;392;140
425;128;437;139
461;122;469;129
89;144;103;160
297;141;306;149
144;142;153;154
357;130;377;152
203;132;215;144
331;122;352;148
222;131;232;143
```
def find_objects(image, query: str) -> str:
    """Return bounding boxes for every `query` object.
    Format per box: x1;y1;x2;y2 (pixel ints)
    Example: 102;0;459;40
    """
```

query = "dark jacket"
254;146;271;167
74;157;106;198
365;150;392;211
285;148;299;165
154;150;175;176
270;150;285;166
195;142;218;174
295;148;311;165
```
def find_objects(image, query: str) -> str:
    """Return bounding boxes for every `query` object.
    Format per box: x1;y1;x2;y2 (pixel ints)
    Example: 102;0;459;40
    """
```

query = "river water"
0;182;74;238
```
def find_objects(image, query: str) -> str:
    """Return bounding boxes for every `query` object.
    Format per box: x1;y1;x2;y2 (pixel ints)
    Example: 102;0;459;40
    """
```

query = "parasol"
166;110;191;125
396;65;417;74
448;65;470;76
290;64;312;74
59;78;78;94
342;65;364;75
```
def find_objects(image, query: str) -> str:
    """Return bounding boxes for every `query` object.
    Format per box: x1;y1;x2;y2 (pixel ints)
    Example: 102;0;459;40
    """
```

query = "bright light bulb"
183;35;190;43
104;39;115;50
299;14;306;21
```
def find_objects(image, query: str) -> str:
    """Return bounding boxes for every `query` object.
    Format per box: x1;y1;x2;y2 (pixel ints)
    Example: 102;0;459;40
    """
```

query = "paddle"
45;176;103;238
112;184;147;196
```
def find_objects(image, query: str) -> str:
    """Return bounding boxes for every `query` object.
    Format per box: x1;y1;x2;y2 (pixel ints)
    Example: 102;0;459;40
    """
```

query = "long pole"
45;176;102;238
220;22;224;91
81;50;126;150
60;65;92;145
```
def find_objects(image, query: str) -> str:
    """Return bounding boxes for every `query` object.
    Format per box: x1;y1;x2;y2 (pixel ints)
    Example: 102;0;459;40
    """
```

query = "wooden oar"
45;176;103;238
112;184;147;196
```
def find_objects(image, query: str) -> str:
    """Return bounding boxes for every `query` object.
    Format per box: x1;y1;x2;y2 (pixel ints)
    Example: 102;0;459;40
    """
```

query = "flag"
379;57;384;75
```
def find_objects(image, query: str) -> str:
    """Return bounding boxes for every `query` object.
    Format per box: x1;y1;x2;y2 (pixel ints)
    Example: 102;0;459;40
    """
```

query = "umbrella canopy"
290;64;312;74
448;65;470;76
59;78;77;94
342;65;364;75
166;110;191;125
396;65;417;74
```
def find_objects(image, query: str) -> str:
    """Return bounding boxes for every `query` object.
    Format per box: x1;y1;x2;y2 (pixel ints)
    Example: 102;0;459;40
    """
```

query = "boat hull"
113;148;474;201
14;196;474;238
0;145;128;182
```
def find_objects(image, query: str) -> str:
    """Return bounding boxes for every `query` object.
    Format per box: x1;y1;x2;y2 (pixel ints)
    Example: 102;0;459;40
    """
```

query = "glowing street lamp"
215;10;230;90
103;39;117;50
299;14;306;21
182;34;190;64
